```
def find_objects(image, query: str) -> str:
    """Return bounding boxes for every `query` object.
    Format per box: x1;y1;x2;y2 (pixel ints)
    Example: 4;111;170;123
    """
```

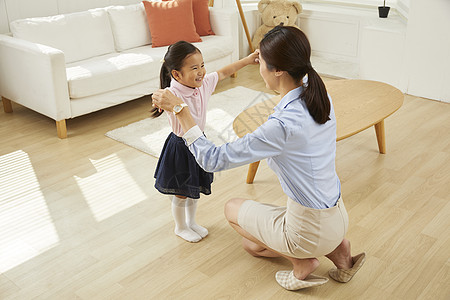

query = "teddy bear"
251;0;303;50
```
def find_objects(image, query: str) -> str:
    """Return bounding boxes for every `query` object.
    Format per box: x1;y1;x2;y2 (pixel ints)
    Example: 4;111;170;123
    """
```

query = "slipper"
275;271;329;291
328;252;366;283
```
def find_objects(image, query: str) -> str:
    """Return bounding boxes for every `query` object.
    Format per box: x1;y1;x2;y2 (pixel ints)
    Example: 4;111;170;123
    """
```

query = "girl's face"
173;51;206;88
258;52;277;90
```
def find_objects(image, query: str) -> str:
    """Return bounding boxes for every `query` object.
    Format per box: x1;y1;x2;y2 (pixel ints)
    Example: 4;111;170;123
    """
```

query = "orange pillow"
162;0;215;36
143;0;202;48
191;0;215;36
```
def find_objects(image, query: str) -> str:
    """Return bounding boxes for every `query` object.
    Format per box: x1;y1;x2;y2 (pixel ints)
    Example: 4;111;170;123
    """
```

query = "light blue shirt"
183;86;341;209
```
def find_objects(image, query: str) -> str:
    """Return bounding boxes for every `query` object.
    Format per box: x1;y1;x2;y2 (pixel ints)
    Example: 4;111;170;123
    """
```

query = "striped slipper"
329;252;366;283
275;271;328;291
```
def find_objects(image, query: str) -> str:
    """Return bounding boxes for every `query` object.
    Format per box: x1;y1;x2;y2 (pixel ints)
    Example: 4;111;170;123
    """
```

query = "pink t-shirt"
167;72;219;137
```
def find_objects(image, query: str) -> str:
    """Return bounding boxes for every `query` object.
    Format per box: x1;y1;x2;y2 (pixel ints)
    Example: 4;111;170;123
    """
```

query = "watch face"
173;104;181;114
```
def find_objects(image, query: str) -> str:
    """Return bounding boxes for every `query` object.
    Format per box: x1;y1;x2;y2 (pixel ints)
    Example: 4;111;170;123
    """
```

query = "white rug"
106;86;273;157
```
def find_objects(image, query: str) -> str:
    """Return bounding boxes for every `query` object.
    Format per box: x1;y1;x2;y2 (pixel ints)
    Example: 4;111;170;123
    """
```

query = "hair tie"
306;62;312;71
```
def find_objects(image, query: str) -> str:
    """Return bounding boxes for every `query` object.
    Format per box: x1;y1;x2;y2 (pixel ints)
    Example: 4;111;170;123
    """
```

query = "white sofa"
0;3;238;138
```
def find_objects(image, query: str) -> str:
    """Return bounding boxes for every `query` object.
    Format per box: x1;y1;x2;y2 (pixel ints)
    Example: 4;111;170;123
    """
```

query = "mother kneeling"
152;26;365;291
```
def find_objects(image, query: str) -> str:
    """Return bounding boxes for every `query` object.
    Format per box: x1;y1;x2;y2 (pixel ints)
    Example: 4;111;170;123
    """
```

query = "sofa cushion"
10;9;115;64
107;3;152;51
143;0;201;48
66;35;233;99
66;49;165;99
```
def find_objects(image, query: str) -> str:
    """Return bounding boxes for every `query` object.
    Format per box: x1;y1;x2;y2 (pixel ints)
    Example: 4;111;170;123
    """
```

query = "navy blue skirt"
154;132;213;199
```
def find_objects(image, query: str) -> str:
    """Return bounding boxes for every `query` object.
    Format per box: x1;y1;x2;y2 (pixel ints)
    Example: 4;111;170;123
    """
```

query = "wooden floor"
0;65;449;299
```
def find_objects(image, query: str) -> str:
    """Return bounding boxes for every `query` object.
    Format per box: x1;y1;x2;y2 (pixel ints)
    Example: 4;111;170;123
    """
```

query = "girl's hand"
246;49;260;65
152;89;183;112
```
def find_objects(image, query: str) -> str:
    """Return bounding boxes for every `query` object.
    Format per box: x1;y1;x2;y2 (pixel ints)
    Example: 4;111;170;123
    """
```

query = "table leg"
246;161;260;184
374;119;386;154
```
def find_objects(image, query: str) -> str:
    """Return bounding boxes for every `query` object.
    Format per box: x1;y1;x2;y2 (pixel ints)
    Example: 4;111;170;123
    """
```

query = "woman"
151;26;365;291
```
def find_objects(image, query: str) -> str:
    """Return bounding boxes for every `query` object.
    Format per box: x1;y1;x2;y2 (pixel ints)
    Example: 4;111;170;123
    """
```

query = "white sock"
171;196;201;242
186;198;208;238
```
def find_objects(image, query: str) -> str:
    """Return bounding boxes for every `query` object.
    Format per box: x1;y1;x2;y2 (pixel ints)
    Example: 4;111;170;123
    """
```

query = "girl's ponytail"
150;61;171;118
301;68;330;124
159;61;171;89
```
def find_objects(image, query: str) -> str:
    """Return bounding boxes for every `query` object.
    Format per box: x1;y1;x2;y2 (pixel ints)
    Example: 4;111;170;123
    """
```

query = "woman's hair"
150;41;201;118
259;26;330;124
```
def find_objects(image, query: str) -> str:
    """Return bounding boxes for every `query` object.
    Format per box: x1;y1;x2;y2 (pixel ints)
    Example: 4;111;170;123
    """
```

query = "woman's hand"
151;89;183;112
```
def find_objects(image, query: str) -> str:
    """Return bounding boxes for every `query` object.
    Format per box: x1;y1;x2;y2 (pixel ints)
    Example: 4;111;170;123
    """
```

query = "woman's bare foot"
291;257;320;280
242;238;319;279
326;238;353;269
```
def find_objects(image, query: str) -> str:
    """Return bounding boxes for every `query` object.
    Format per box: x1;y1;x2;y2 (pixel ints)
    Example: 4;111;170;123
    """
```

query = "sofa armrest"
209;7;239;61
0;34;71;121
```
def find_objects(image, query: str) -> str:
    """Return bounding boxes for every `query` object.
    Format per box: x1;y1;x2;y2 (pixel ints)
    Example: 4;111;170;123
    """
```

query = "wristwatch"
173;103;188;115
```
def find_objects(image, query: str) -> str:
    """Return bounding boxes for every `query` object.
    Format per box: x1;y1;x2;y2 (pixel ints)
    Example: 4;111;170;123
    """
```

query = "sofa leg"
56;119;67;139
231;72;237;78
2;97;13;113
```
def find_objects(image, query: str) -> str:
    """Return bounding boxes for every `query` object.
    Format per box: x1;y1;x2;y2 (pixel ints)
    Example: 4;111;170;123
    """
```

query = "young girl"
152;41;258;242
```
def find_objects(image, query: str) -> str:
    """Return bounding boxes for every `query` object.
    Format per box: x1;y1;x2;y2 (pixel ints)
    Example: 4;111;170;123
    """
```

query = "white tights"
171;196;208;242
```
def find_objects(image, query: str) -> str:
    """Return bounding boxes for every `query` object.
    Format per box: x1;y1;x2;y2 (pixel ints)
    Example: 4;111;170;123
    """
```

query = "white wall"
300;12;359;58
401;0;450;102
359;16;407;91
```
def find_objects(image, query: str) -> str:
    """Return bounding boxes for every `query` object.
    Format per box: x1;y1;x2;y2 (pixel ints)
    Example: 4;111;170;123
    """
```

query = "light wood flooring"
0;65;449;299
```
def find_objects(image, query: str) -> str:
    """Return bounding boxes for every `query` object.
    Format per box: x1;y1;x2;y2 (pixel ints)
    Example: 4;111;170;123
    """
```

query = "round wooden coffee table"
233;79;404;184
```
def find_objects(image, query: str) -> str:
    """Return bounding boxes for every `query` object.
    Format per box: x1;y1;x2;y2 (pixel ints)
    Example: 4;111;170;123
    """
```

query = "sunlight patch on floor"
74;153;146;222
0;150;59;272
